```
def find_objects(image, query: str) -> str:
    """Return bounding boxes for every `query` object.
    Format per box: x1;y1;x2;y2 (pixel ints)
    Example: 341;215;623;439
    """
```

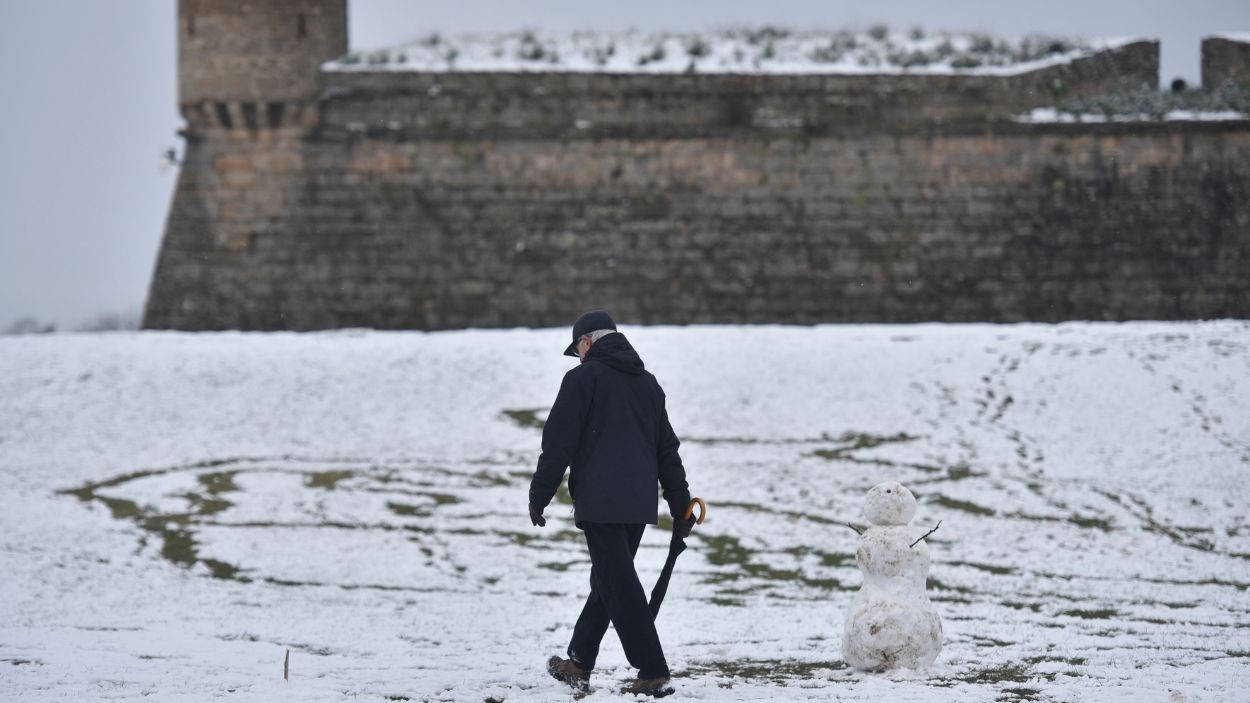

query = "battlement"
1203;34;1250;87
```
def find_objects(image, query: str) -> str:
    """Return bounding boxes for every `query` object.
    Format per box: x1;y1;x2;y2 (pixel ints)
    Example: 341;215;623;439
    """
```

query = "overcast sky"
1;1;1246;330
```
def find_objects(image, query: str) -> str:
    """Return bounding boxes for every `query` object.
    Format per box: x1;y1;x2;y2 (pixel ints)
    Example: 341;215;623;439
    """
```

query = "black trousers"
567;522;670;679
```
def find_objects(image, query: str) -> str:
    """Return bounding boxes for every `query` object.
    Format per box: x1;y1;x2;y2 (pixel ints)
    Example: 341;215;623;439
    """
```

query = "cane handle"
684;497;707;524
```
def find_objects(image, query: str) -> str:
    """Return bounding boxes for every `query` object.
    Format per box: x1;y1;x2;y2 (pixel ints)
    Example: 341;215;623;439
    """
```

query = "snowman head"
863;481;917;526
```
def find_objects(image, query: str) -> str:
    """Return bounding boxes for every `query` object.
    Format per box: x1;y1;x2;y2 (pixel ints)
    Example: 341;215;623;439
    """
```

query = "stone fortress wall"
144;1;1250;330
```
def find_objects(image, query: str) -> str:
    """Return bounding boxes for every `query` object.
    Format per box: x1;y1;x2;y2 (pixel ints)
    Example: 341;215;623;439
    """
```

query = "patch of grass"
538;561;581;572
930;495;996;516
1060;608;1118;619
926;577;977;595
972;635;1015;647
1067;514;1114;531
686;658;846;682
953;663;1034;685
997;687;1042;701
824;431;919;454
1025;655;1086;666
470;470;511;487
784;545;854;568
182;493;231;516
809;431;941;473
1002;601;1042;612
698;532;852;592
1153;600;1199;609
197;471;240;495
202;558;243;580
62;472;250;583
701;532;757;568
1005;510;1115;532
946;464;976;480
686;433;832;446
498;529;583;547
58;467;177;499
948;560;1015;575
305;470;355;490
97;494;143;521
387;501;426;518
501;408;546;431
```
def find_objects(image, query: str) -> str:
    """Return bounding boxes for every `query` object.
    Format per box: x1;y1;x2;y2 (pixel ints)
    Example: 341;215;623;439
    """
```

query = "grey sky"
1;1;1246;330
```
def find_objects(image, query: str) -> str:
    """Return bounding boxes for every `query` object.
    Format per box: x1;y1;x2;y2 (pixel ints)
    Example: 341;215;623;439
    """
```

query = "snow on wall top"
324;27;1135;76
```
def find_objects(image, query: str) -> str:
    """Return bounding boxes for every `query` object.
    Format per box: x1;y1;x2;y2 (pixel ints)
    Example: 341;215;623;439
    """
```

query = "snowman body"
842;481;942;670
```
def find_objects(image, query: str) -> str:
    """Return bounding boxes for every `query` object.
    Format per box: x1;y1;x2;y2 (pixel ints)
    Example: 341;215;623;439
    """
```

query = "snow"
324;29;1136;76
1016;107;1249;123
843;482;942;671
1211;32;1250;42
2;322;1249;701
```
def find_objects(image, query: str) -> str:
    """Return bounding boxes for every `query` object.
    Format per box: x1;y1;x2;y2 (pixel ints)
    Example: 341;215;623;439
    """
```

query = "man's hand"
529;503;547;527
673;515;695;539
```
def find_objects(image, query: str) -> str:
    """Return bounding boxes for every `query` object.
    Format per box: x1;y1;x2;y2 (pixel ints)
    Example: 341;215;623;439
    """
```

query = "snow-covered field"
1;322;1248;702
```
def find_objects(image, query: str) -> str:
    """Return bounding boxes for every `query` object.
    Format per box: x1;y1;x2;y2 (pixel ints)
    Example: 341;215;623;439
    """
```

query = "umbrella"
649;497;706;618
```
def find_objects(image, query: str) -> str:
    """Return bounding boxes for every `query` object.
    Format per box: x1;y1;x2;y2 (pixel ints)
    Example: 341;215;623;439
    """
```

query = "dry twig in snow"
910;520;942;548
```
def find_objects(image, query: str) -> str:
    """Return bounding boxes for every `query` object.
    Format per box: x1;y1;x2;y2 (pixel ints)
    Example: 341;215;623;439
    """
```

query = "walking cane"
648;497;706;618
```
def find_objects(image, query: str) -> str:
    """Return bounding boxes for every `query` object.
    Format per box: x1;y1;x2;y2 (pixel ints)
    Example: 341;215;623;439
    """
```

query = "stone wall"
1203;36;1250;88
144;38;1250;330
144;118;1250;330
318;41;1158;140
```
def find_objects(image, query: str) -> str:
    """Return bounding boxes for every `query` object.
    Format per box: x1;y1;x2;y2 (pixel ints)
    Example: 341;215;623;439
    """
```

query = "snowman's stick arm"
910;520;942;548
845;523;863;535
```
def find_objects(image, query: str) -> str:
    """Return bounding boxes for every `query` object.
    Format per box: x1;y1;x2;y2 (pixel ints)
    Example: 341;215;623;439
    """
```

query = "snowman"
842;480;942;671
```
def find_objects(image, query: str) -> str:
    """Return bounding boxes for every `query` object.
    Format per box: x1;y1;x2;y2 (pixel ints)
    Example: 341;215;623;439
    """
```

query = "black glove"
529;503;546;527
673;515;695;539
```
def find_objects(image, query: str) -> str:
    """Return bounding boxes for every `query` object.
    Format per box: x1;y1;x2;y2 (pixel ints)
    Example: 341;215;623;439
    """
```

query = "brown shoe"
622;675;674;698
547;655;590;692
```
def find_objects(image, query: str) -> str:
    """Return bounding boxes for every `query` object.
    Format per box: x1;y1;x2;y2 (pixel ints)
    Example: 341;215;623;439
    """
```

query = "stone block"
1202;36;1250;88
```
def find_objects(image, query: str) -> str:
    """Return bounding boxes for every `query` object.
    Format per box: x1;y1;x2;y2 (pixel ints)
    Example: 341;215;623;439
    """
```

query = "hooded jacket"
529;332;691;524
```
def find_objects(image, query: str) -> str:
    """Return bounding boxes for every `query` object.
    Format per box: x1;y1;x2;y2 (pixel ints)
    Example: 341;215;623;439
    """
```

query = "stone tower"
177;0;347;131
143;1;349;330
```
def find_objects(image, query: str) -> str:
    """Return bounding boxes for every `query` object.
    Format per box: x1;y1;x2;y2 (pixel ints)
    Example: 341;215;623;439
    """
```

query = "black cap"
564;310;617;357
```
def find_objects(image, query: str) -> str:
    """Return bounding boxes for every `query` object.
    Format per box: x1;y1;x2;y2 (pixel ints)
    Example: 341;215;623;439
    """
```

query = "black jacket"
529;333;691;524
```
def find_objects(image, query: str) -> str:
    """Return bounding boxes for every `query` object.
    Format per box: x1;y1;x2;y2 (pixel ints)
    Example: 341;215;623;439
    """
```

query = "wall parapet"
316;41;1158;140
1203;35;1250;88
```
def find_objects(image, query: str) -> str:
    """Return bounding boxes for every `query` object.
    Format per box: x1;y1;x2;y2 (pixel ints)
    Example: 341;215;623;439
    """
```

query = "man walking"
529;310;694;697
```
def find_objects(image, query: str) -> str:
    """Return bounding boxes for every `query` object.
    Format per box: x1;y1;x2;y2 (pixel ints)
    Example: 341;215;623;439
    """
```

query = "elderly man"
529;310;694;698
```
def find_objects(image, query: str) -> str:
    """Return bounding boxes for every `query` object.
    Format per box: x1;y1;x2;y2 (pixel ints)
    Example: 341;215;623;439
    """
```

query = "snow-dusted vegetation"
1018;82;1250;122
326;26;1110;75
2;322;1248;701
